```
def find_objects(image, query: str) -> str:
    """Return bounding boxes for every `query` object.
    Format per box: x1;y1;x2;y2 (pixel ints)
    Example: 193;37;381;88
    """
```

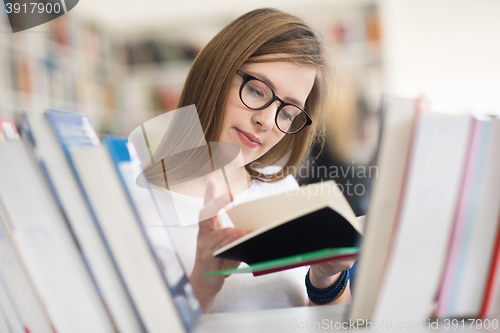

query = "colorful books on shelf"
0;121;55;333
0;111;201;333
104;136;202;329
68;141;190;333
436;116;500;318
22;110;143;333
350;98;500;322
47;110;201;332
0;118;116;332
372;110;472;323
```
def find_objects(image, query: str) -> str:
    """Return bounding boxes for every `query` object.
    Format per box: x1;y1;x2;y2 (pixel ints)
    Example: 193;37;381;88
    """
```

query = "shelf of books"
0;10;204;138
0;11;124;136
0;113;202;333
296;3;384;217
2;96;500;332
320;4;384;166
0;2;384;165
350;96;500;326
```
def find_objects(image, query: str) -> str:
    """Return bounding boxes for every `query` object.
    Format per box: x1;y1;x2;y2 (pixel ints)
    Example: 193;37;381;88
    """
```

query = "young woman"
148;8;355;313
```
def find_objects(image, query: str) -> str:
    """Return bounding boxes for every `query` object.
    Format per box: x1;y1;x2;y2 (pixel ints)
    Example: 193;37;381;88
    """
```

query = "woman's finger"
210;228;248;251
199;193;233;223
198;177;233;227
198;227;238;251
198;215;220;235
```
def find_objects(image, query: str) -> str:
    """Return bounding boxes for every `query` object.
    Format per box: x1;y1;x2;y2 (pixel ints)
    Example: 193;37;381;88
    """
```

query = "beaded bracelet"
305;268;349;305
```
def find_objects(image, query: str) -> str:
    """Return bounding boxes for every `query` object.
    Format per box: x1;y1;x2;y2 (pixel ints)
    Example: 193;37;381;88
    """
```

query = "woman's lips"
236;128;260;148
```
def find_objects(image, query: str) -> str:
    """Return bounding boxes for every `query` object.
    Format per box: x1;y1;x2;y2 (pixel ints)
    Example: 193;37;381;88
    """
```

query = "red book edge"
0;120;19;136
252;253;358;277
479;208;500;318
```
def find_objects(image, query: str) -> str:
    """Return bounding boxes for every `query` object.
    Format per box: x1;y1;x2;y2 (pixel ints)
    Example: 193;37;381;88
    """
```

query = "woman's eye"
280;110;293;121
246;81;268;99
249;87;265;97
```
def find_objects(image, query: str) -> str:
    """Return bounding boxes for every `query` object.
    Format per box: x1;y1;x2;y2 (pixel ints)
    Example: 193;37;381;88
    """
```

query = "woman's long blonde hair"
177;8;332;182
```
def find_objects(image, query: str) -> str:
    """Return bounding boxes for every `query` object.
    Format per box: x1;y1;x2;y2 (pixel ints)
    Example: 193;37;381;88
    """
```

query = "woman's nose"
252;101;280;131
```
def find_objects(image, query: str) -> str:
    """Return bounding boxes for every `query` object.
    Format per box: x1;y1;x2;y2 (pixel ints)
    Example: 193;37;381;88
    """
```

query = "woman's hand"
189;178;247;313
308;258;355;305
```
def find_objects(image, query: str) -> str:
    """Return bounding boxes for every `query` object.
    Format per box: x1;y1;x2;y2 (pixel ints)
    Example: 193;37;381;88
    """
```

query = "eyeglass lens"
241;79;307;133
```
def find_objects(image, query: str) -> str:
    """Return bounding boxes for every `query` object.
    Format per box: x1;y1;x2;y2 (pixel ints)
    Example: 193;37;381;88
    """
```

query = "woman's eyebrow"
246;71;306;109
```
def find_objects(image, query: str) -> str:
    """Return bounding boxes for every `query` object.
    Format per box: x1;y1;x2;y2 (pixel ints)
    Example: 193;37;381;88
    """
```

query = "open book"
208;180;364;276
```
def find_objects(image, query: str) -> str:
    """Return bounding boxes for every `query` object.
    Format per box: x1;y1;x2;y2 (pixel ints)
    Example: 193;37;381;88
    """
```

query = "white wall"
381;0;500;114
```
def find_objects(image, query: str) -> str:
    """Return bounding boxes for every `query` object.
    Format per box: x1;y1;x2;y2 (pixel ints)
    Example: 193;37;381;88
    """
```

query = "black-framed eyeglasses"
236;70;312;134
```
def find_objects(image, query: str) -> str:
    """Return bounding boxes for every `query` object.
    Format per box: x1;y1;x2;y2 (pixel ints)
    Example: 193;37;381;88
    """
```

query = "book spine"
436;119;490;316
435;118;479;316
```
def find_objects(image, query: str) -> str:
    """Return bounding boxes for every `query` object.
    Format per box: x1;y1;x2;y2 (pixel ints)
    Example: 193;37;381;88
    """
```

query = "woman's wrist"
308;280;351;306
188;270;218;314
309;267;342;289
305;268;350;305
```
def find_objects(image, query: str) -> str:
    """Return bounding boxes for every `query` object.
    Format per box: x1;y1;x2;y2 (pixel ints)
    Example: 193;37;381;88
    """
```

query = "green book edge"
206;247;359;276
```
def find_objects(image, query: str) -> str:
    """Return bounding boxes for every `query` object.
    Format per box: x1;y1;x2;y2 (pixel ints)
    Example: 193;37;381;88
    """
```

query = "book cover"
0;187;54;333
0;120;19;142
211;180;363;276
0;270;25;333
45;110;100;152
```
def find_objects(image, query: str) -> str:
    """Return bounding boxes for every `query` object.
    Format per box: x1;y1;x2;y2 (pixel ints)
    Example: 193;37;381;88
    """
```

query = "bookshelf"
0;12;124;135
0;2;385;164
317;4;384;166
295;3;383;217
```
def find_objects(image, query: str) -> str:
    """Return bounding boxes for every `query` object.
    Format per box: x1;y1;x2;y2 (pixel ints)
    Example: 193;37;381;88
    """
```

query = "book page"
226;180;357;232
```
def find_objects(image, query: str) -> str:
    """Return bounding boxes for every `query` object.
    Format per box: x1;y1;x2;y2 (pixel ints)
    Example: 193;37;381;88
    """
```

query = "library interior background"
1;0;499;214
